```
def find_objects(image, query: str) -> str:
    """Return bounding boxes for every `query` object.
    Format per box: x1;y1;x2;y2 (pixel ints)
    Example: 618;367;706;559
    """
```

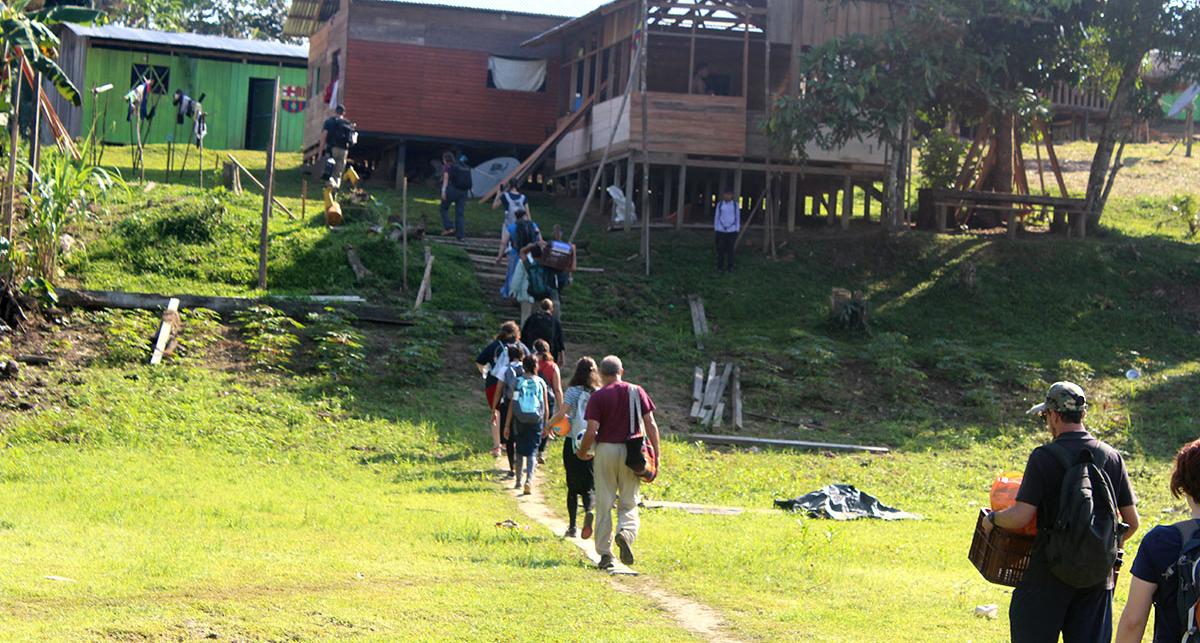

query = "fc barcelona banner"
281;85;307;113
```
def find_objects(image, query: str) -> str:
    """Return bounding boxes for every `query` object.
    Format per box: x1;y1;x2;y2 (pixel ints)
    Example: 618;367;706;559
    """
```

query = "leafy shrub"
233;306;302;372
306;308;366;380
916;339;994;385
1055;358;1095;383
918;129;968;190
88;309;158;365
387;312;445;386
153;191;228;244
1164;194;1200;238
862;332;926;399
175;308;224;360
784;329;839;374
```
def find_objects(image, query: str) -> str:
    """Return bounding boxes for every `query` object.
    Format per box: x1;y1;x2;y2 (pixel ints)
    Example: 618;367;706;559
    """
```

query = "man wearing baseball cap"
984;381;1140;642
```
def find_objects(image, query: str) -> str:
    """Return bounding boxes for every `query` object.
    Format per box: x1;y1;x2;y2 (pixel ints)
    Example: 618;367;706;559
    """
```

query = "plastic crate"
969;509;1035;587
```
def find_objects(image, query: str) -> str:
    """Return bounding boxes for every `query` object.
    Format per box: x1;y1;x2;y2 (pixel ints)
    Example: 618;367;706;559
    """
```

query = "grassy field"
0;361;693;641
2;141;1198;640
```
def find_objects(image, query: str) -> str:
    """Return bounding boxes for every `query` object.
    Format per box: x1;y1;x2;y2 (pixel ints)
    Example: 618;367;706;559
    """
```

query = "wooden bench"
926;188;1088;237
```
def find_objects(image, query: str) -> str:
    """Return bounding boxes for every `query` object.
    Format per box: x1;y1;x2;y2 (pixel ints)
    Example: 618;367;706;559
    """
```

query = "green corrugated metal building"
52;24;309;152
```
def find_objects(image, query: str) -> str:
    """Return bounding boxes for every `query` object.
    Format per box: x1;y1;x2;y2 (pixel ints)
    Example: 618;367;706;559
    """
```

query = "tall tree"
1082;0;1200;232
767;0;1200;235
94;0;290;42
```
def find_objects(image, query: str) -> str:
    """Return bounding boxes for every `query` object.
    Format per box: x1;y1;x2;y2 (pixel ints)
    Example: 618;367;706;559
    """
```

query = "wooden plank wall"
304;0;350;152
796;0;891;47
344;40;559;147
631;92;746;157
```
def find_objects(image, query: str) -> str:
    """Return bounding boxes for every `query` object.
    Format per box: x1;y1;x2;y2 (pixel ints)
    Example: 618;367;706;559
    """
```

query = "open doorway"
244;78;276;150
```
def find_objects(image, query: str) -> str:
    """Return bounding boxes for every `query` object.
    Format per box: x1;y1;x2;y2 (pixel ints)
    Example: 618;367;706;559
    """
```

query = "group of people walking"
475;320;660;570
984;380;1200;643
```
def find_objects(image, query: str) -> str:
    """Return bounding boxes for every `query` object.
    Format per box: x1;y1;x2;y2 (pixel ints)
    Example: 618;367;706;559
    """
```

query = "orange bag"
991;472;1037;536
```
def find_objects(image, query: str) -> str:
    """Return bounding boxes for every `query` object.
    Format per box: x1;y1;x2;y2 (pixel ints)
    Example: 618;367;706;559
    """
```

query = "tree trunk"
1083;57;1142;233
991;113;1015;195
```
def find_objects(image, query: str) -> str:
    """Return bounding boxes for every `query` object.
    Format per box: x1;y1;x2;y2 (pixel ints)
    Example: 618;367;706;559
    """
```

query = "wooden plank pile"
690;360;743;430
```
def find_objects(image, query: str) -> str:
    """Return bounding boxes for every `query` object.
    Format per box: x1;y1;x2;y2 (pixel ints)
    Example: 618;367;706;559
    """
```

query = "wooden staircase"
427;235;615;340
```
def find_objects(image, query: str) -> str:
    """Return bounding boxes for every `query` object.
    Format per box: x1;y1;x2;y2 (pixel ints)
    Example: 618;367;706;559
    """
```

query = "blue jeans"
520;454;537;484
440;187;466;240
500;250;518;298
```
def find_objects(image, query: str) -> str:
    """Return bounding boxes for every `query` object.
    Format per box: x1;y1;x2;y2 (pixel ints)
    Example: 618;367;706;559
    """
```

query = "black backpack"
1040;443;1127;588
1159;520;1200;642
328;117;355;148
512;220;537;250
449;163;473;191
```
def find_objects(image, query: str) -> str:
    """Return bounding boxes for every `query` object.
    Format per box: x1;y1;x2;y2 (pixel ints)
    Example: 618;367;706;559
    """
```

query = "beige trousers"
326;146;348;189
593;442;640;557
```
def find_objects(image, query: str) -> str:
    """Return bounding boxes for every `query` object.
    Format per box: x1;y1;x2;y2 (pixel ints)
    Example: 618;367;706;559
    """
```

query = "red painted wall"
344;39;558;147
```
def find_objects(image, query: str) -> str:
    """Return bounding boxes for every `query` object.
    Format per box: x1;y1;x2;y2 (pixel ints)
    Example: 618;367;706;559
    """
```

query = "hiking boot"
522;483;531;496
513;479;522;490
506;470;515;479
581;512;594;540
615;533;635;566
597;554;614;570
537;454;545;465
441;228;456;237
564;527;577;538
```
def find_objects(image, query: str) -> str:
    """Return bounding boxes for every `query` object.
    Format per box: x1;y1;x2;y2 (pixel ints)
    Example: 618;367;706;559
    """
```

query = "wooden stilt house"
522;0;895;231
283;0;566;183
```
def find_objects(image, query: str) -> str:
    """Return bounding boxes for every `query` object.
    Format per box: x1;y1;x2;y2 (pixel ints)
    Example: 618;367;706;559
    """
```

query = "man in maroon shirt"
577;355;661;570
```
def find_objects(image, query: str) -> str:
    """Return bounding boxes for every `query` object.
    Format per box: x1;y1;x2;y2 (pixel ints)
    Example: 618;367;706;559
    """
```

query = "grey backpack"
1041;443;1127;588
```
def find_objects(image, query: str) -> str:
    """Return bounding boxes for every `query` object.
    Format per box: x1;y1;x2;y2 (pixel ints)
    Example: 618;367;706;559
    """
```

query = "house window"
487;56;547;92
131;64;169;94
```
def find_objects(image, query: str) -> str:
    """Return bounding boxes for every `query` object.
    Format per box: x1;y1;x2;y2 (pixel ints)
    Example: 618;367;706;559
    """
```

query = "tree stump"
222;162;242;194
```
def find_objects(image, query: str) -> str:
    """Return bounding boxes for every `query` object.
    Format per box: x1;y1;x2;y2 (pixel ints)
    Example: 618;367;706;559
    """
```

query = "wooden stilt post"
841;176;852;230
787;173;798;232
3;76;21;247
301;178;308;219
1187;107;1195;159
827;188;837;225
402;177;409;292
732;168;743;213
639;0;650;276
662;167;672;223
863;184;872;221
256;77;281;291
26;71;41;192
675;164;687;230
624;156;635;233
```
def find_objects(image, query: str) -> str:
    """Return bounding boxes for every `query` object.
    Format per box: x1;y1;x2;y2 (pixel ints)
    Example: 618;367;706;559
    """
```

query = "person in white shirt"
713;188;740;273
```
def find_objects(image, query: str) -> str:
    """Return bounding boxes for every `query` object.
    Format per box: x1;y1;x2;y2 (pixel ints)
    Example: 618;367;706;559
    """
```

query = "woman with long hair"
474;321;522;457
546;357;601;538
533;339;562;465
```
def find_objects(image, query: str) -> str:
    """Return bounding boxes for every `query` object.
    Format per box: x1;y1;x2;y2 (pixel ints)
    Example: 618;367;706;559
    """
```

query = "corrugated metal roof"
64;23;308;60
284;0;581;38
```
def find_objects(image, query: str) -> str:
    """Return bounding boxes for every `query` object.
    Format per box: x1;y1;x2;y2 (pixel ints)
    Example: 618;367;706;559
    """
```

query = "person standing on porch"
714;187;740;274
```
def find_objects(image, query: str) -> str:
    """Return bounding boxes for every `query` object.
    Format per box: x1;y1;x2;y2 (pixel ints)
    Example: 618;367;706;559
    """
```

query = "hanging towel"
488;56;547;92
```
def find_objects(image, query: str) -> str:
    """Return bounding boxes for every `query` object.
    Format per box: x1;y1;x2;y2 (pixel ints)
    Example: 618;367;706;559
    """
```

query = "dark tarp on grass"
774;484;920;521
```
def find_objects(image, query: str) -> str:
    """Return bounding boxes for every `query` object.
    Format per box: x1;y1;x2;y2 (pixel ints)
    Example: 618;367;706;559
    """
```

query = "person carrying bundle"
984;381;1139;643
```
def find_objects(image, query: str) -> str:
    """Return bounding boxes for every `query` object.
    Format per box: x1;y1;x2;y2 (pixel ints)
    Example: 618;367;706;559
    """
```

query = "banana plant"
0;0;103;110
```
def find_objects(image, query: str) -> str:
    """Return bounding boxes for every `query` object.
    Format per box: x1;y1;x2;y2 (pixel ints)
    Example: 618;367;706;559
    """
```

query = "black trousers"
1009;565;1113;643
715;231;737;272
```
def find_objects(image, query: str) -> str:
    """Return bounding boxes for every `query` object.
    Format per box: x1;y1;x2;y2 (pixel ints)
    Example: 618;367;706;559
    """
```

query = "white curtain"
488;56;547;92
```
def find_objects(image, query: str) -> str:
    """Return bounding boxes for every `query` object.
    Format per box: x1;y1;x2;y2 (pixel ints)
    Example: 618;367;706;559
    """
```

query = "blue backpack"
514;376;545;423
